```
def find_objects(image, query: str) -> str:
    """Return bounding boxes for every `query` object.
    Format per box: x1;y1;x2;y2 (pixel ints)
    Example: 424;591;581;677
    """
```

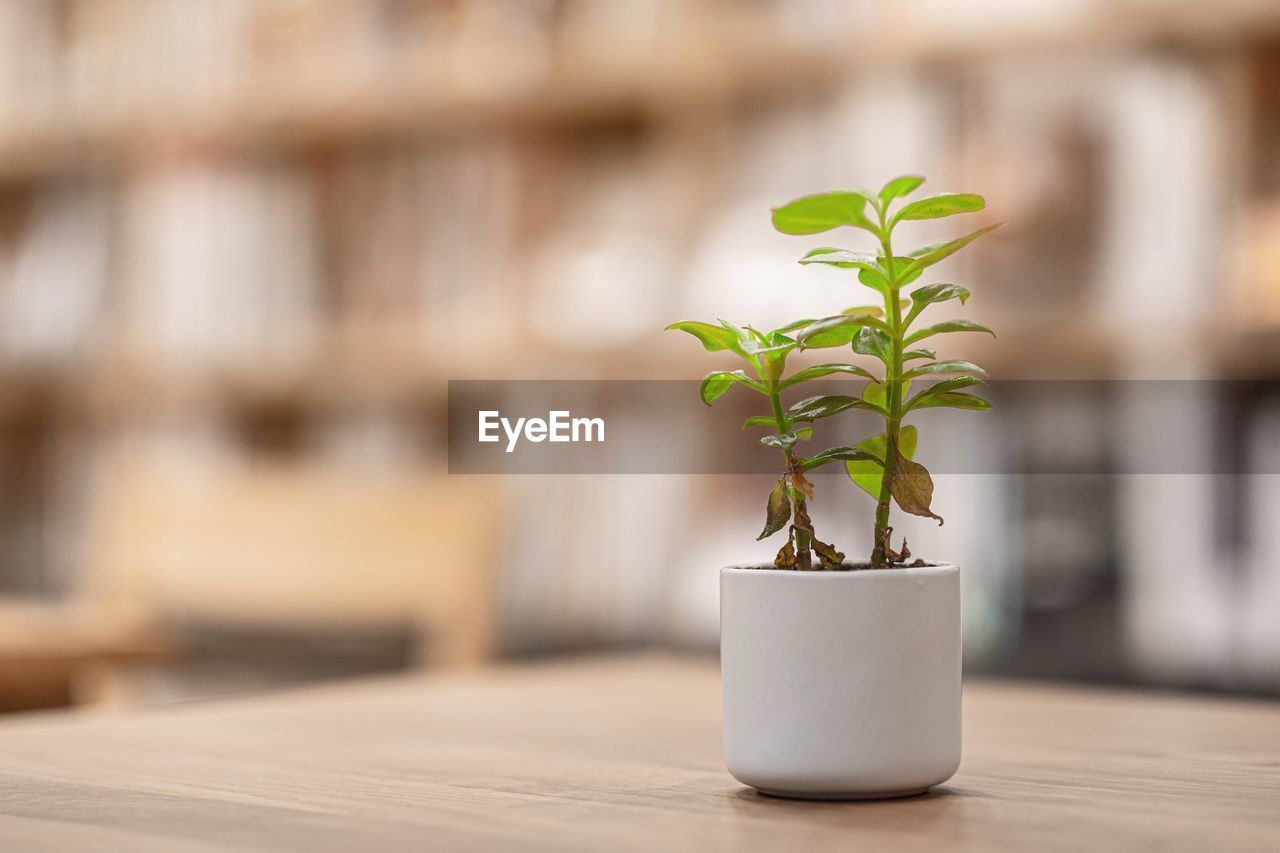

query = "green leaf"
904;319;996;346
862;379;908;415
774;318;818;334
699;370;762;405
760;433;798;449
857;268;890;294
741;415;774;430
842;305;884;318
758;477;792;540
893;193;985;223
846;426;918;499
756;348;790;382
899;223;1001;280
771;191;878;235
911;391;993;412
903;360;985;380
853;327;893;365
905;376;987;412
786;394;876;422
906;284;970;325
666;321;740;354
800;248;892;294
879;175;925;203
794;426;813;441
904;347;936;362
888;447;943;524
795;315;888;349
802;446;883;472
721;320;787;361
799;247;880;270
781;362;878;388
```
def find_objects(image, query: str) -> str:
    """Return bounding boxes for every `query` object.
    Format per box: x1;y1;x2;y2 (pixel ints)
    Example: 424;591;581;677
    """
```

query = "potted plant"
669;175;998;799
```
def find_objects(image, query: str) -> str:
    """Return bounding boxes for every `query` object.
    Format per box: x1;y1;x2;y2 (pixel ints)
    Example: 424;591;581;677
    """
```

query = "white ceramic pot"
720;563;961;799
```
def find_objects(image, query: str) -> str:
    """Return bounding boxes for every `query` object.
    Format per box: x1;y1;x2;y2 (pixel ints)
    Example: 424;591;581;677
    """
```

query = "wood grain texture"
0;655;1276;852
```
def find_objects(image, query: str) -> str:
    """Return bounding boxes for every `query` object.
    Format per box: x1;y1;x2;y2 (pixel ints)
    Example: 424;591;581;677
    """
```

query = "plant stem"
767;382;810;562
871;218;903;566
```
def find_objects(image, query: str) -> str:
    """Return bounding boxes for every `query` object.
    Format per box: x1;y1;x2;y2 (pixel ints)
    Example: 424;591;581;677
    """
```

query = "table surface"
0;655;1277;852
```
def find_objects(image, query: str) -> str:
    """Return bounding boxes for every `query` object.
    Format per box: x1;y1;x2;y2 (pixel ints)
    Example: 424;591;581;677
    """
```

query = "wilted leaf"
741;415;774;430
774;538;797;569
880;175;925;203
699;370;760;405
795;314;887;349
772;191;877;235
794;426;813;441
801;446;883;471
787;457;815;501
846;425;918;499
898;223;1001;279
888;447;943;524
911;391;993;412
760;433;799;449
842;305;884;318
905;319;996;345
854;327;893;365
905;376;987;411
904;360;985;379
758;477;791;540
792;519;813;571
666;321;741;354
786;394;875;422
811;536;845;569
894;193;985;223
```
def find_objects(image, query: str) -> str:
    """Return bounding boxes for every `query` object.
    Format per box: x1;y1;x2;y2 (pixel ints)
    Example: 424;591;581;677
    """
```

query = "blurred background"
0;0;1278;712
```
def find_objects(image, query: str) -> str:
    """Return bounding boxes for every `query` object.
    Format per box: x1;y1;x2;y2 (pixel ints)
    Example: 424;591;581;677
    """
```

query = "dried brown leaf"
812;537;845;569
888;446;944;525
758;476;791;540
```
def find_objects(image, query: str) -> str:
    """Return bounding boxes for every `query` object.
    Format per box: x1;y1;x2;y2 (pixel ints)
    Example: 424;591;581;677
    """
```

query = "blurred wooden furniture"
0;599;167;711
79;455;501;687
0;655;1276;851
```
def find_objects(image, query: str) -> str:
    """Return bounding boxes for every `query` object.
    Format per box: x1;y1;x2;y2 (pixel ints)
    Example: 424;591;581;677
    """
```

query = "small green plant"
772;176;997;566
665;319;881;569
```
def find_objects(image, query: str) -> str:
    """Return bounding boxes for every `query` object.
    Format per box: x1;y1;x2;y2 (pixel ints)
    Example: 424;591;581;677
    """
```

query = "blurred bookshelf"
0;0;1278;704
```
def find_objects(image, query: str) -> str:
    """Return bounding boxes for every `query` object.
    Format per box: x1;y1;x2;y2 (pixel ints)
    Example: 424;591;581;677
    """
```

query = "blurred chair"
77;454;500;703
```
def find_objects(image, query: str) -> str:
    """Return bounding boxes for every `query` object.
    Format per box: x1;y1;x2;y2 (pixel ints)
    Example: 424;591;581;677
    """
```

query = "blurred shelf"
6;315;1280;422
1;1;1279;182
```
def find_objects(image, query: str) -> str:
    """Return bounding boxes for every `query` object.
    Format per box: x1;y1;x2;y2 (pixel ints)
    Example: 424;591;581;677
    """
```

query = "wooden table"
0;656;1277;852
